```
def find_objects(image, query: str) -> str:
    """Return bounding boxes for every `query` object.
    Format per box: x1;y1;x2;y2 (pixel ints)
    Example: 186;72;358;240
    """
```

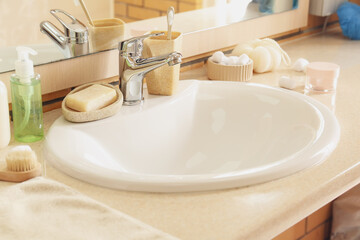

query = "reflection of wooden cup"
89;18;125;52
143;31;182;96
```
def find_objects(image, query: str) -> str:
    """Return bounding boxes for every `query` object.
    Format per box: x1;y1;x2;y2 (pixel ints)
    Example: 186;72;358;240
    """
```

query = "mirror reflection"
0;0;298;73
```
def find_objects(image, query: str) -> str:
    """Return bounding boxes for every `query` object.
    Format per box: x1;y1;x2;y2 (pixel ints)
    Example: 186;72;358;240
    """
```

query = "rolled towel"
337;2;360;40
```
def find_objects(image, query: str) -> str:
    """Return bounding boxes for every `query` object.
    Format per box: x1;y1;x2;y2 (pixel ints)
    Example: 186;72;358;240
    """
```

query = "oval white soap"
66;84;117;112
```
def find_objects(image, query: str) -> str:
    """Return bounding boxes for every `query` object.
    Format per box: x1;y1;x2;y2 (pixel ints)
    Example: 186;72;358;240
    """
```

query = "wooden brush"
0;145;41;183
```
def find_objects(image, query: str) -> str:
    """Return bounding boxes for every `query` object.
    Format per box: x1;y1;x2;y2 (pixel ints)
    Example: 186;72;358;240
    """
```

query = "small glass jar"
305;62;340;93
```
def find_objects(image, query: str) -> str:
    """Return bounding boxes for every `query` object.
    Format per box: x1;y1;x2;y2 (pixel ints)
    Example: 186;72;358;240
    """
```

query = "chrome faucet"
40;9;89;58
118;32;182;105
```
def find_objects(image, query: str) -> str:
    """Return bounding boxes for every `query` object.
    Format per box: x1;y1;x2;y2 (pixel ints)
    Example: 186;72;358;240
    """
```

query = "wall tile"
115;2;127;16
179;2;197;12
306;202;332;232
115;0;143;6
144;0;178;12
301;221;331;240
128;5;161;19
273;219;306;240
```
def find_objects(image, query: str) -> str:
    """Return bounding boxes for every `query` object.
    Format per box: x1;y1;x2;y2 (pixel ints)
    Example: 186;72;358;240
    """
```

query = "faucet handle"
119;32;165;59
49;9;88;43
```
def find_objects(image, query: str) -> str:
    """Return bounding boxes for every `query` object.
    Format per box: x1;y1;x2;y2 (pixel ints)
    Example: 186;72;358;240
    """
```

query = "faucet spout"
119;34;182;106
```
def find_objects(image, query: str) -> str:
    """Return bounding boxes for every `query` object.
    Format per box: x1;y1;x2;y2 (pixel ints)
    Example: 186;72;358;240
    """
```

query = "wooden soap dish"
207;58;253;82
62;83;123;123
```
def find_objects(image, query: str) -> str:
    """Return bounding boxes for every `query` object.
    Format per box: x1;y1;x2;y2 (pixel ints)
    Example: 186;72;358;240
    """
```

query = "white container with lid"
306;62;340;92
0;80;11;148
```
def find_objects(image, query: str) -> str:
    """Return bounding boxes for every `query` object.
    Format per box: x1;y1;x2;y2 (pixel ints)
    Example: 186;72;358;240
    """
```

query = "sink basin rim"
44;80;340;192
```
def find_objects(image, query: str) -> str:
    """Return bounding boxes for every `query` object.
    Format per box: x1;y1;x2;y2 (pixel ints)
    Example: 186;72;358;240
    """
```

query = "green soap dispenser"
10;46;44;142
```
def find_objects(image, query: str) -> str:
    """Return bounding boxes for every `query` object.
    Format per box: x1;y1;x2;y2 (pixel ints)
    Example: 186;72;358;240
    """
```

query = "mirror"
0;0;298;73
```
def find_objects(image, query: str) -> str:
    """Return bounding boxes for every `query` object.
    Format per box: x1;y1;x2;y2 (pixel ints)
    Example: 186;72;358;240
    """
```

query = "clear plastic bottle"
0;80;11;148
259;0;273;13
10;47;44;143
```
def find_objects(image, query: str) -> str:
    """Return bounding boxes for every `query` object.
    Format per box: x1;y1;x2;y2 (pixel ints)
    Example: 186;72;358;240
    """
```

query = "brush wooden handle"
0;163;42;183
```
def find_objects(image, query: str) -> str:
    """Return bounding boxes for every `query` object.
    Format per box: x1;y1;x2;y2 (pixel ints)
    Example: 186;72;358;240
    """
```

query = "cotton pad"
279;76;297;90
292;58;309;72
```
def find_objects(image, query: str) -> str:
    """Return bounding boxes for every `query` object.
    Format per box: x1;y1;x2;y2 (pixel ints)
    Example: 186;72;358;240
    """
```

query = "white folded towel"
0;177;178;240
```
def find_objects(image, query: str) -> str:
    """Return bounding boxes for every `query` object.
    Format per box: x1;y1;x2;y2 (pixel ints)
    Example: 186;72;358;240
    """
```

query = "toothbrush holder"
88;18;125;52
143;30;183;96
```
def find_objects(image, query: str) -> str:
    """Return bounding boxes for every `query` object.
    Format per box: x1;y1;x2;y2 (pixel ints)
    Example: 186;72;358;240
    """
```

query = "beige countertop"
1;28;360;240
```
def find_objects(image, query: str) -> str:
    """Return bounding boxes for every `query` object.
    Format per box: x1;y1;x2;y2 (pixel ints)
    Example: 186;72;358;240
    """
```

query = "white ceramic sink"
44;80;340;192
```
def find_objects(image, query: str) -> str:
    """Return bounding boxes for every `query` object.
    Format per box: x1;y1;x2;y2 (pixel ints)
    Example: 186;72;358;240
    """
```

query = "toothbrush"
167;7;175;40
74;0;94;26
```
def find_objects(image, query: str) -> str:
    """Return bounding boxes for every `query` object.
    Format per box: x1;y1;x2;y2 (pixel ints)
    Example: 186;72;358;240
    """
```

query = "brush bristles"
6;146;37;172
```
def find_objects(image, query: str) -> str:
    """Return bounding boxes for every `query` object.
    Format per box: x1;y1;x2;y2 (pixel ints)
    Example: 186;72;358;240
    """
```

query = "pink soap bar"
306;62;340;92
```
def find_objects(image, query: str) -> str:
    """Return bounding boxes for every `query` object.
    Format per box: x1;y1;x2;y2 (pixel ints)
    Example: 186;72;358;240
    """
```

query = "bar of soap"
65;84;117;112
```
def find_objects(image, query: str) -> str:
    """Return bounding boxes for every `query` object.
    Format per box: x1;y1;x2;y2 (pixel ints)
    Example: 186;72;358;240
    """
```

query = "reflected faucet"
118;32;182;105
40;9;89;58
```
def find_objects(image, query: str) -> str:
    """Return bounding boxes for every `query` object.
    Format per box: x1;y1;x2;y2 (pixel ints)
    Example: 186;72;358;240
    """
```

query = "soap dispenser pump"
10;46;44;143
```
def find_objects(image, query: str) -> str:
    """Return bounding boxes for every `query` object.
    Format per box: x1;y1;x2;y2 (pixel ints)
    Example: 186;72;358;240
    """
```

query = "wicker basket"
207;58;253;82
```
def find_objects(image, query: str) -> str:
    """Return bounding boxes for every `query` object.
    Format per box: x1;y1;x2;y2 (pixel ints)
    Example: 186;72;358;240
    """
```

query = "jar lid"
306;62;340;79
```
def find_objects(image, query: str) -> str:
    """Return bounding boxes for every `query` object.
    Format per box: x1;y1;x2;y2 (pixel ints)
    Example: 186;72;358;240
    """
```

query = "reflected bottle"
259;0;297;13
259;0;273;13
